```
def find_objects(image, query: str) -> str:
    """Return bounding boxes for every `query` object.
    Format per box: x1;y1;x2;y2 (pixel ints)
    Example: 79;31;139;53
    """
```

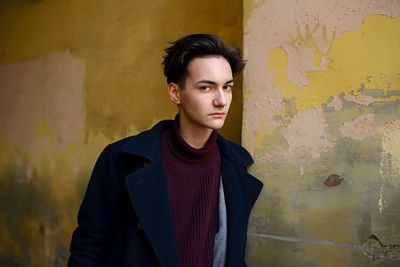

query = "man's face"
177;56;233;132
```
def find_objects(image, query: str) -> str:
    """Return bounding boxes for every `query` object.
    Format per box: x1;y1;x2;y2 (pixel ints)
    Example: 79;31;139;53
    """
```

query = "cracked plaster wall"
244;0;400;266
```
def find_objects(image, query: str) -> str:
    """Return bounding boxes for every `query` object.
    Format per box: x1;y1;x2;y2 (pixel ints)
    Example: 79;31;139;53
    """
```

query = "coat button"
137;222;143;230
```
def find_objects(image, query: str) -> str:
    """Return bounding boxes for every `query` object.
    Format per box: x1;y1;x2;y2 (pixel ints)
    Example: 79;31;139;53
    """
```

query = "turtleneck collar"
165;114;219;163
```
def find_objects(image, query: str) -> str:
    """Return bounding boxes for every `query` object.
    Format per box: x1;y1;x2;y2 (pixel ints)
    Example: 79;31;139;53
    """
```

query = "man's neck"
178;118;213;149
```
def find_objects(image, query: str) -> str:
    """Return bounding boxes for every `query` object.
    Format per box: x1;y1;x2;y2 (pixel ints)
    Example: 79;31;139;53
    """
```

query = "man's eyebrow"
196;79;217;85
196;79;234;84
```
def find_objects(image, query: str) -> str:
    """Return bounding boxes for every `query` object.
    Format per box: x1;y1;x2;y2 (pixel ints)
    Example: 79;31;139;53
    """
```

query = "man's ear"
168;82;181;105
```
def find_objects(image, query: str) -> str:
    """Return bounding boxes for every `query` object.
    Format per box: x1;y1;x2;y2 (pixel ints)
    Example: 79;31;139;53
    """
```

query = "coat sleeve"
68;145;123;266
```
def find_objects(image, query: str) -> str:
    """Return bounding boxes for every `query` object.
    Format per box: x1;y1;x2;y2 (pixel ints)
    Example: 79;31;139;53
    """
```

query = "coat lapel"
221;159;247;266
125;159;177;267
218;135;263;266
221;158;263;266
121;120;177;267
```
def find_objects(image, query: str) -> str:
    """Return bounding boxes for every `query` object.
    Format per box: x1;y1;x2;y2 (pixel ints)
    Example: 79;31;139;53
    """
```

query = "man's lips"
210;112;226;116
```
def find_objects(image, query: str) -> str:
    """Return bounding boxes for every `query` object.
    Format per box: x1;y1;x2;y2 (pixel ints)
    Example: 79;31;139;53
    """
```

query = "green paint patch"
281;97;298;118
249;133;391;262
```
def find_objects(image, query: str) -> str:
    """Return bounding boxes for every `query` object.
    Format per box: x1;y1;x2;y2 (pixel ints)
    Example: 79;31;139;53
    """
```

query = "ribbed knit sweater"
160;117;221;267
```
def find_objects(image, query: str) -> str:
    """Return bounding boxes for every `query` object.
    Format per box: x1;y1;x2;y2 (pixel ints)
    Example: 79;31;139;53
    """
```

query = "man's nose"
213;89;227;107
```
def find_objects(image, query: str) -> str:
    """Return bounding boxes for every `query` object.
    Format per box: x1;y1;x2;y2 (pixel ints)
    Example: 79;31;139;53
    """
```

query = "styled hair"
162;34;246;85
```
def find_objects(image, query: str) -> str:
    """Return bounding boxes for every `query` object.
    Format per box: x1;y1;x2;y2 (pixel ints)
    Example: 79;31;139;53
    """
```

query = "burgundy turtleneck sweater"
160;117;221;267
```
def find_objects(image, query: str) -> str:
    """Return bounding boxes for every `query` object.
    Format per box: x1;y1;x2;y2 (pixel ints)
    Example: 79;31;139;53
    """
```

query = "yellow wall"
0;1;243;265
244;0;400;265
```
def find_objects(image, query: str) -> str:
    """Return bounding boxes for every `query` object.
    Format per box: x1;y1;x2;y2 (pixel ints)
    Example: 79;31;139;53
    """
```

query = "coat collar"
120;119;254;167
120;120;170;161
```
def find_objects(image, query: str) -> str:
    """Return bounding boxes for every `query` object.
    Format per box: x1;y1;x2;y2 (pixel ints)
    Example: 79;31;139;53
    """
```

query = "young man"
68;34;263;267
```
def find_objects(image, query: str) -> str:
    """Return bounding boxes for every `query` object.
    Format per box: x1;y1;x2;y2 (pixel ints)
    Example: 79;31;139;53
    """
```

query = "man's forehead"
186;56;233;80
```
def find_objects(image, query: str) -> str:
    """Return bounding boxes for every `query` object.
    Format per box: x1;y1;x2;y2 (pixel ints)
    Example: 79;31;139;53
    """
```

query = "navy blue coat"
68;120;263;267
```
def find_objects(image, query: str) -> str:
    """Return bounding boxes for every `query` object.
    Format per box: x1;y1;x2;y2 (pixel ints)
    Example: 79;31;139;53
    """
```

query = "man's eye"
200;86;210;91
223;85;233;90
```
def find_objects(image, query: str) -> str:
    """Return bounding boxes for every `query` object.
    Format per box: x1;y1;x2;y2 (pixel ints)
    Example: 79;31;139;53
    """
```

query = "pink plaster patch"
0;49;86;153
339;113;383;140
281;108;335;159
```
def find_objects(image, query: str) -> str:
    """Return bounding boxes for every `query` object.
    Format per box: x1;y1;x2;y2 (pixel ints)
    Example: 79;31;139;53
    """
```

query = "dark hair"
162;34;246;85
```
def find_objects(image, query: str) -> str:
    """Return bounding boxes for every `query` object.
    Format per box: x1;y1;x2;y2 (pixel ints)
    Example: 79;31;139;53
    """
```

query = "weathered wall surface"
243;0;400;266
0;1;243;266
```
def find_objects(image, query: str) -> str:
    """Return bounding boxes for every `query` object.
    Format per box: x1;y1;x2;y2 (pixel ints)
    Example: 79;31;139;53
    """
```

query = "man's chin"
208;121;226;130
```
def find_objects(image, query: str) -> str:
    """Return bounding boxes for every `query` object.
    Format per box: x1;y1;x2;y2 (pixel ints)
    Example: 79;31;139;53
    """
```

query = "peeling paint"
361;235;400;262
339;113;382;141
327;95;343;111
380;119;400;188
378;185;386;214
324;174;344;187
344;94;377;106
245;0;400;87
266;15;400;112
244;0;400;265
281;108;335;160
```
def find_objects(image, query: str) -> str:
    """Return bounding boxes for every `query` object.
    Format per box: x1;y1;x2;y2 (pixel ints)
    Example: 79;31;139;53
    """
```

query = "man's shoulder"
107;119;172;158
